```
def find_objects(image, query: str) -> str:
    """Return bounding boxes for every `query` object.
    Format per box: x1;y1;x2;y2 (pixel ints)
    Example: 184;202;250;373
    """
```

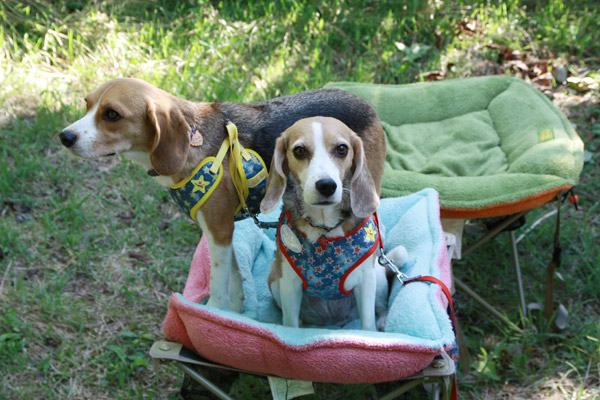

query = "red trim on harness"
276;211;310;290
338;213;382;295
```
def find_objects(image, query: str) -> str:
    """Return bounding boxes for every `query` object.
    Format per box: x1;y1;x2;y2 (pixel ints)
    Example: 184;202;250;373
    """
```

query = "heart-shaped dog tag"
280;224;302;253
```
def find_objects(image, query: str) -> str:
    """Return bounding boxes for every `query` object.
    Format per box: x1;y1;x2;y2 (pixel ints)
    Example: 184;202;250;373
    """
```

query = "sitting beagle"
59;78;386;313
260;117;388;330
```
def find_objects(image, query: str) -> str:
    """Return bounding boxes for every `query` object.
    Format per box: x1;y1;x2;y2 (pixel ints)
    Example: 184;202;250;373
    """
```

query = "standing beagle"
59;78;386;313
260;117;388;330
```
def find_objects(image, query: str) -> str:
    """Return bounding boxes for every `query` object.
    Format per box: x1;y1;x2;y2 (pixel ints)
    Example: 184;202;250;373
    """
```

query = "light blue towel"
183;188;454;348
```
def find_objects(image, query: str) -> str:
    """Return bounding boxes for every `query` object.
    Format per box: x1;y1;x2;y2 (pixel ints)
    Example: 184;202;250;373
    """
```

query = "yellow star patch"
364;223;377;242
191;175;209;193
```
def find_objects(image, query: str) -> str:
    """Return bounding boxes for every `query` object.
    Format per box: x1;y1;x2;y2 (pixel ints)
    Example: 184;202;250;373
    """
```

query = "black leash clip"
244;208;278;229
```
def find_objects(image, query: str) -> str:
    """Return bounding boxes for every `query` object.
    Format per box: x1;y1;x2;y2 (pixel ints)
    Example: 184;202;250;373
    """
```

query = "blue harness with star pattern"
277;210;382;300
168;123;268;222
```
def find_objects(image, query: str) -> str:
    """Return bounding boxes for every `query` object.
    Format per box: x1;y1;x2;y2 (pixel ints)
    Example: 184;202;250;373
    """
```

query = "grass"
1;0;599;399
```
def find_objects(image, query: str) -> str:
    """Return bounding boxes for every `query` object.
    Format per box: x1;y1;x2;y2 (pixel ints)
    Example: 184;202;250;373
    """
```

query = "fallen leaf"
128;252;151;264
567;76;599;92
419;71;444;81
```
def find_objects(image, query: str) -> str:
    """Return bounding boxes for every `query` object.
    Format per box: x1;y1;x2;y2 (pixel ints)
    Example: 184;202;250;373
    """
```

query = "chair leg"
429;383;441;400
509;231;527;321
455;319;471;375
377;379;423;400
454;277;523;333
545;195;562;324
176;362;235;400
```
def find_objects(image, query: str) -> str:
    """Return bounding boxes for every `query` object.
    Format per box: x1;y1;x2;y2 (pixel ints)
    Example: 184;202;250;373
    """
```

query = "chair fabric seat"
162;190;455;383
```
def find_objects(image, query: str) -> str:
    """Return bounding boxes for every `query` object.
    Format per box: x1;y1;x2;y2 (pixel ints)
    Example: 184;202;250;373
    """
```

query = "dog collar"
277;209;381;300
168;123;268;222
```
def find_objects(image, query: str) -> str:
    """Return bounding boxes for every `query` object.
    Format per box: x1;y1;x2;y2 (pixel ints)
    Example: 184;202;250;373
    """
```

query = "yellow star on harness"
191;175;209;193
364;223;377;242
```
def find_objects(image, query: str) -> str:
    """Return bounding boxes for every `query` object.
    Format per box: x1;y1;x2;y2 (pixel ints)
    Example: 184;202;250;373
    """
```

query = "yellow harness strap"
209;123;253;211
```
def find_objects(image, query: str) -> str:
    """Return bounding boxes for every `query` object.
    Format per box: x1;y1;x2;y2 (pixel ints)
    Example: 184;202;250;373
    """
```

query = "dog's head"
59;78;191;176
260;116;379;218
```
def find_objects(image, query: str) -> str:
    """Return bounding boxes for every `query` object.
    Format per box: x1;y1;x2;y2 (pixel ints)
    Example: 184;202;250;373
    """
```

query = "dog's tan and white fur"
60;78;386;314
260;117;388;330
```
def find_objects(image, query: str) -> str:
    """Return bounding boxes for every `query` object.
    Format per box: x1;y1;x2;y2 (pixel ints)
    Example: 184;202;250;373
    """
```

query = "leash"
379;248;459;400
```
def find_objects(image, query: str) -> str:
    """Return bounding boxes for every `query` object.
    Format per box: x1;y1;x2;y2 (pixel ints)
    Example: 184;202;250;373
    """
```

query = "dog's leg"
196;214;243;313
269;276;282;310
279;260;303;328
199;226;232;310
228;257;244;312
194;176;245;313
375;264;389;331
268;260;283;311
347;256;378;331
374;263;389;314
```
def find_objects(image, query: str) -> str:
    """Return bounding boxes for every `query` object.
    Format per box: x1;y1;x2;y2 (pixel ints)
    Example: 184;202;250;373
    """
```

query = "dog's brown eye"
334;144;348;157
103;109;121;122
293;146;307;159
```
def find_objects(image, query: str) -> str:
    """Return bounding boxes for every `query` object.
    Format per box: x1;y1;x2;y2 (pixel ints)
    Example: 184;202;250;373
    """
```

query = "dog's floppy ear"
147;100;190;176
350;136;380;218
260;136;288;214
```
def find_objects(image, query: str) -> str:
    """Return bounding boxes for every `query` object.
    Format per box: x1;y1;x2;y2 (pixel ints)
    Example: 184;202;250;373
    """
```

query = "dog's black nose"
315;179;337;197
59;130;78;148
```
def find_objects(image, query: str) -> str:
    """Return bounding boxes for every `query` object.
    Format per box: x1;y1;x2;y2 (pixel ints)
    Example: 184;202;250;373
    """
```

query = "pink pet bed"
162;189;455;383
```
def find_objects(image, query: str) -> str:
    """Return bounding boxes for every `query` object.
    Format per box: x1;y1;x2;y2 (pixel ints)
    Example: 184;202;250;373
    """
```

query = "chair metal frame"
448;192;569;331
150;340;456;400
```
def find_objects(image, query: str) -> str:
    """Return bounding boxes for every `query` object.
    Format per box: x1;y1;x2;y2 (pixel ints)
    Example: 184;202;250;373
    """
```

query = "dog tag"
280;224;302;253
190;130;203;147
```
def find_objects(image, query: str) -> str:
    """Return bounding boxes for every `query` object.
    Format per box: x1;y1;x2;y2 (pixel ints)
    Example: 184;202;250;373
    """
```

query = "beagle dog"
260;117;388;330
59;78;386;313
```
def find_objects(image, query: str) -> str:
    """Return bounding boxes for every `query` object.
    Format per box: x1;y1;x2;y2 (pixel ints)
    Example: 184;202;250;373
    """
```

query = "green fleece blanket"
326;77;584;215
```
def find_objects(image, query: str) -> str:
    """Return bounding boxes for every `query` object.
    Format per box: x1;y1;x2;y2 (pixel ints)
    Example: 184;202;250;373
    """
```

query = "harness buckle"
378;253;410;284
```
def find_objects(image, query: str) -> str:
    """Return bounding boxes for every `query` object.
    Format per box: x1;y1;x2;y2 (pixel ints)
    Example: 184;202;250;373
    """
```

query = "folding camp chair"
326;76;584;330
152;191;460;399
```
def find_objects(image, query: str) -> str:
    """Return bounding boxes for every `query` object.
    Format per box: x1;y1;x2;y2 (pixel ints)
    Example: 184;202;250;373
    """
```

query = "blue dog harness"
277;209;382;300
168;123;268;222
